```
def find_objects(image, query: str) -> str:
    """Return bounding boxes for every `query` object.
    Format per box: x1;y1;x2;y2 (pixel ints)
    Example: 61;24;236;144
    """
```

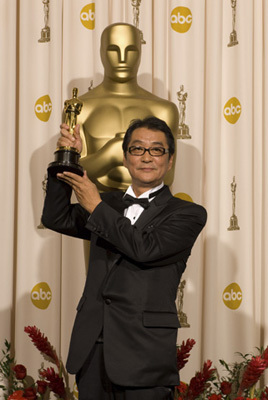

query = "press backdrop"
1;0;268;391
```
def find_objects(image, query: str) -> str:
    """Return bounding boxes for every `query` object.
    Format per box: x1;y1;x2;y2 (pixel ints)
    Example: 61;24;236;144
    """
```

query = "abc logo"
223;97;242;124
35;95;52;122
171;7;192;33
174;193;193;202
222;282;242;310
31;282;52;310
80;3;95;30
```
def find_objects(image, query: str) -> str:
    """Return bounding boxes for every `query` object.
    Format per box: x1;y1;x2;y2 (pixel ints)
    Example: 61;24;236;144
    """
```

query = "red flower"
233;397;245;400
186;360;216;400
40;367;66;398
208;395;222;400
220;380;232;395
23;387;37;400
176;382;188;393
24;326;60;369
177;339;196;371
12;364;27;380
261;387;268;399
36;380;48;395
238;355;267;394
262;347;268;367
8;390;27;400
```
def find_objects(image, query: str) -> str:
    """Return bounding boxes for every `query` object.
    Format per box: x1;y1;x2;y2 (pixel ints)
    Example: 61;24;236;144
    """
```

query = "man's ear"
168;154;174;170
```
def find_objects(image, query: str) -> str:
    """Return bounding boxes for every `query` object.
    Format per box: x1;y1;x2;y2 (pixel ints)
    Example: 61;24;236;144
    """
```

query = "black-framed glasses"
128;146;169;157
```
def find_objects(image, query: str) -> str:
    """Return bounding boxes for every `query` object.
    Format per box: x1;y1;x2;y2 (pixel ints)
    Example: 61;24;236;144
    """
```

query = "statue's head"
100;23;141;82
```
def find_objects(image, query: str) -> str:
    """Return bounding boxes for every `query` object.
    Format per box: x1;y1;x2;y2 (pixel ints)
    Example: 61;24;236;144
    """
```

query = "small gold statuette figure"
38;0;50;43
177;85;191;139
228;176;240;230
177;280;190;327
131;0;146;44
48;88;84;176
227;0;239;47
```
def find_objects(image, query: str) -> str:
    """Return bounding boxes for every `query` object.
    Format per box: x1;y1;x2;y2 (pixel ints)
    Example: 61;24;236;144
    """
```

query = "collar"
124;182;164;200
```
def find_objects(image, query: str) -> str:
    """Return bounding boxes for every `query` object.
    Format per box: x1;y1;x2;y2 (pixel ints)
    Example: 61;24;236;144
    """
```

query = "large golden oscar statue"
77;23;179;191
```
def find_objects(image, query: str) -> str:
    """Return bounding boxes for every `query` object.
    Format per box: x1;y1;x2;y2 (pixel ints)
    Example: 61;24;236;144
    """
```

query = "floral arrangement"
0;326;73;400
175;339;268;400
1;329;268;400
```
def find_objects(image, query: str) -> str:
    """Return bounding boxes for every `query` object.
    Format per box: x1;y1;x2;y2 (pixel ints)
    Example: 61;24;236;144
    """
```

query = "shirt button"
105;298;112;305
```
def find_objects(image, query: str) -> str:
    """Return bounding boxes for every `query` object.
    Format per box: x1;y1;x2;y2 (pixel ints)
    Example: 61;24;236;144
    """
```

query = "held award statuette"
48;88;84;176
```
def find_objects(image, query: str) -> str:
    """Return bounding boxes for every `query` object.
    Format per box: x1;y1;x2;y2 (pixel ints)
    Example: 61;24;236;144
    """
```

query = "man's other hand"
57;170;102;213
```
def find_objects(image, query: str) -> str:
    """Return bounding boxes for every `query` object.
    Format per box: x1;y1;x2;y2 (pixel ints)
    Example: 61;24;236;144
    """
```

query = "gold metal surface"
38;0;50;43
64;88;83;135
228;0;238;47
177;280;190;328
177;85;191;139
131;0;146;44
47;88;84;176
228;176;240;230
78;23;179;191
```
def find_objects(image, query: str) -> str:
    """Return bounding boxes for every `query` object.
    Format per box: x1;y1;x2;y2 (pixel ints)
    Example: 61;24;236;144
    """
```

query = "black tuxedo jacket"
42;174;207;387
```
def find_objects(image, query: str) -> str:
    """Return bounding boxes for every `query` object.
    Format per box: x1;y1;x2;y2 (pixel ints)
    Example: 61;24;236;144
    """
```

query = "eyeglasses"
128;146;169;157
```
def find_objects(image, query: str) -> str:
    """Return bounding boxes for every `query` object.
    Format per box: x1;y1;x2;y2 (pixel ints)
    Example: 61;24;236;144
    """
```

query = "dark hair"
122;116;175;158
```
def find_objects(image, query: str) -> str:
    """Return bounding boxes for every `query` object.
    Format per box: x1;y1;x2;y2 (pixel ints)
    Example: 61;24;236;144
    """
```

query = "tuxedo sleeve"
41;173;91;240
85;200;207;267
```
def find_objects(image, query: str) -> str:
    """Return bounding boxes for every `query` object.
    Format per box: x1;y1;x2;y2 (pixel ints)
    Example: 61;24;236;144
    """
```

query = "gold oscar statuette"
177;85;191;139
38;0;50;43
228;176;240;230
48;88;84;176
131;0;146;44
177;280;190;328
228;0;238;47
76;23;179;191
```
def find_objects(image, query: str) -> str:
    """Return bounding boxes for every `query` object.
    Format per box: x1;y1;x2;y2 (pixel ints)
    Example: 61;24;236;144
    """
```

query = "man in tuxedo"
42;116;207;400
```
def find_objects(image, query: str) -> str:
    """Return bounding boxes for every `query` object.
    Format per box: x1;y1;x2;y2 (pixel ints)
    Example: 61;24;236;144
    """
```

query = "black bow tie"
123;195;150;209
122;186;166;209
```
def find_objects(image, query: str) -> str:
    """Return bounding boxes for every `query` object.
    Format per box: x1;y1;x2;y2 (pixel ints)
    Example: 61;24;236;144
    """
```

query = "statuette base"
178;126;191;139
178;312;190;328
228;31;238;47
228;215;240;231
48;148;84;176
38;27;50;43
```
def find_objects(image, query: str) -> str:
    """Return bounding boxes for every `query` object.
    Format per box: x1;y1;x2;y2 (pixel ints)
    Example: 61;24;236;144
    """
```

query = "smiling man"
42;116;207;400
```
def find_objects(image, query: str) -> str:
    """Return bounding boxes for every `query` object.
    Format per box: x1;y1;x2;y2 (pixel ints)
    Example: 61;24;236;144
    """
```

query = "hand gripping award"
48;87;84;176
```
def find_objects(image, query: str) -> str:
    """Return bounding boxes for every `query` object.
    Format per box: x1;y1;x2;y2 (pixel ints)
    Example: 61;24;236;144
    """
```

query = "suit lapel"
134;186;173;229
102;186;173;226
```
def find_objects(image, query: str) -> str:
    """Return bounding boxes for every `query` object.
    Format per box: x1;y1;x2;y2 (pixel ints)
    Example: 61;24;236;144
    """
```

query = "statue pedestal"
38;26;50;42
228;30;238;47
228;214;240;231
178;125;191;139
178;312;190;328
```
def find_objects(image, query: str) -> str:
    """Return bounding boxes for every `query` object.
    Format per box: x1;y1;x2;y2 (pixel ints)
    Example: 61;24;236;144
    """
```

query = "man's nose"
141;151;153;162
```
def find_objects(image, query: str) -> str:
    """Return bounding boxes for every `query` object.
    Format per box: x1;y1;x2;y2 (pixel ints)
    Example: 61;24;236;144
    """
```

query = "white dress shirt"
123;183;164;225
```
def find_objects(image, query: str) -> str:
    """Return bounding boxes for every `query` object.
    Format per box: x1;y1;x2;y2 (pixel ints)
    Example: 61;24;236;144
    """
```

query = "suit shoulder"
169;196;207;224
100;190;124;202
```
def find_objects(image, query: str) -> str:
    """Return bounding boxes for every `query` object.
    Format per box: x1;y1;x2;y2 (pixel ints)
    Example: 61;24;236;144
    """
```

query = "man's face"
101;24;141;82
123;128;174;195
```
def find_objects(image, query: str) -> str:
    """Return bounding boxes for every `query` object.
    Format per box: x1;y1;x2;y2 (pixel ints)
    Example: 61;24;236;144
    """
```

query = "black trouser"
76;343;174;400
